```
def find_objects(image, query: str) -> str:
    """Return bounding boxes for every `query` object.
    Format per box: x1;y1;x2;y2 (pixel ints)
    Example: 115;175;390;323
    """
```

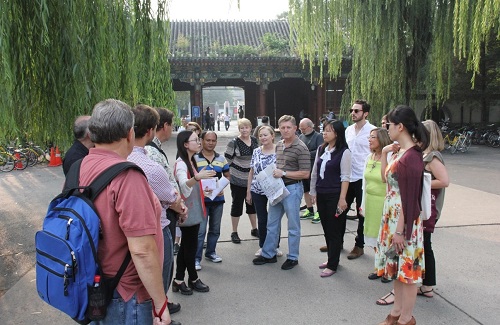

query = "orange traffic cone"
48;147;62;167
14;152;24;170
54;146;63;166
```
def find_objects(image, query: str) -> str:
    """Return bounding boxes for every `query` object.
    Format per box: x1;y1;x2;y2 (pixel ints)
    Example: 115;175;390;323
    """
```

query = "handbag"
174;161;206;227
421;171;432;220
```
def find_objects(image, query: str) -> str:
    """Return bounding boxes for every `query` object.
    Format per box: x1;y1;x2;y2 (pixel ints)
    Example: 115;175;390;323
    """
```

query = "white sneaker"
255;248;262;256
276;248;284;257
195;260;202;271
205;253;222;263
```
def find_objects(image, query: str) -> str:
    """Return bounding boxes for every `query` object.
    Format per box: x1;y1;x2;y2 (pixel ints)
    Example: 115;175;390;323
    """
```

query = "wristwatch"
282;171;287;177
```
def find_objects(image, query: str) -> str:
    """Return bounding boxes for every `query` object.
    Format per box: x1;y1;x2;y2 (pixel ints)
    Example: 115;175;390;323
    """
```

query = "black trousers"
175;224;200;282
423;231;436;286
343;179;364;248
165;209;177;291
317;192;346;271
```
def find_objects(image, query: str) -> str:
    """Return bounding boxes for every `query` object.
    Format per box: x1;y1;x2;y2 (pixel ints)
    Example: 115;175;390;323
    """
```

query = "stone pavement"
0;119;498;324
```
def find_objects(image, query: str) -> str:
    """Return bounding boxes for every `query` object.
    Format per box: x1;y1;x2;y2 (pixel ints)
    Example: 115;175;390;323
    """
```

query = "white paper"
201;178;218;191
255;164;289;205
206;176;230;200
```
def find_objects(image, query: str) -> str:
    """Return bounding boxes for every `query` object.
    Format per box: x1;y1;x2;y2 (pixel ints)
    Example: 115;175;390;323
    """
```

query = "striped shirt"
224;136;258;187
276;136;311;182
128;146;177;229
194;151;230;204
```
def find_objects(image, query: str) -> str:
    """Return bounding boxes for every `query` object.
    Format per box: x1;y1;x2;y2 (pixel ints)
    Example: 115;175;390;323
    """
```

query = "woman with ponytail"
376;105;429;325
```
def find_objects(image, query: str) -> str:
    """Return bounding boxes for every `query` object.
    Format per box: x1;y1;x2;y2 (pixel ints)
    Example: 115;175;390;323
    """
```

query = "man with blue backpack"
35;99;176;324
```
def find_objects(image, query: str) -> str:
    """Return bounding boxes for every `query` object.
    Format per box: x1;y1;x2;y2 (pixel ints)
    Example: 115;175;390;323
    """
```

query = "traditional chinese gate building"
169;20;348;128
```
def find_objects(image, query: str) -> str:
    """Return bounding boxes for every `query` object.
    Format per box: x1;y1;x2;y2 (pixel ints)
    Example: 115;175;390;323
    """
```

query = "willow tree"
0;0;174;148
289;0;500;119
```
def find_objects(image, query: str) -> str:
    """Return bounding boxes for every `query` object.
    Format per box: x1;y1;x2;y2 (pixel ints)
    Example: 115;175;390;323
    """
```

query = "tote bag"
174;162;206;227
421;171;432;221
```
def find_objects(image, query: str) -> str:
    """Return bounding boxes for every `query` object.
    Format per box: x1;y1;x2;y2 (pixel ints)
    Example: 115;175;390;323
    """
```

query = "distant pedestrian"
224;114;230;131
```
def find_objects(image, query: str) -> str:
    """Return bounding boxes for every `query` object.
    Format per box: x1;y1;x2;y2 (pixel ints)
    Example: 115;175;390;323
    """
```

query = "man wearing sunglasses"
344;99;376;260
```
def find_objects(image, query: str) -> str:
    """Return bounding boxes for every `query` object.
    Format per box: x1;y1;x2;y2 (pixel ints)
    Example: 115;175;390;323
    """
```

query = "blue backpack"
35;160;143;324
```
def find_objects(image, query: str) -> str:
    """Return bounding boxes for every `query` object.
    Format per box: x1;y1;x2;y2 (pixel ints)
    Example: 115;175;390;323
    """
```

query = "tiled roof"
169;20;295;58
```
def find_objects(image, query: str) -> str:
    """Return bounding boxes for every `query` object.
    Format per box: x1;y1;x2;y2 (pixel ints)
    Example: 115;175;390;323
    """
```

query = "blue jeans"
91;291;152;325
251;191;282;248
261;182;303;260
196;203;224;261
162;224;174;294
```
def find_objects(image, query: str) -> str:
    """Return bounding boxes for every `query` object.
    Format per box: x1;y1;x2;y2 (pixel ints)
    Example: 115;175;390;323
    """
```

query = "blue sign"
192;106;200;118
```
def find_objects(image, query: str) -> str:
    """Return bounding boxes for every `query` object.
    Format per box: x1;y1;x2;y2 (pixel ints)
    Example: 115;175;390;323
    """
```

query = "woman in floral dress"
376;105;429;325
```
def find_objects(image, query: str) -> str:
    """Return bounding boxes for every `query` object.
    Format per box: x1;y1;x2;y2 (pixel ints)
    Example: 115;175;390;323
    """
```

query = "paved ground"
0;120;499;324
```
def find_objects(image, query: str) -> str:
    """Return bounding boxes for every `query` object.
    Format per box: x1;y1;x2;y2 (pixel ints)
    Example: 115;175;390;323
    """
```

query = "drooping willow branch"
288;0;499;119
0;0;174;149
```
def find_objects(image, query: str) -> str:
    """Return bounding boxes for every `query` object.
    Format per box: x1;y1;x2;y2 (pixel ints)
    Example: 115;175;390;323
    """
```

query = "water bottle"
87;275;107;320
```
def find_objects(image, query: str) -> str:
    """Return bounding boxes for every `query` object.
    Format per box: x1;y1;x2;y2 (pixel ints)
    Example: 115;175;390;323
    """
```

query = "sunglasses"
349;109;363;114
385;123;394;130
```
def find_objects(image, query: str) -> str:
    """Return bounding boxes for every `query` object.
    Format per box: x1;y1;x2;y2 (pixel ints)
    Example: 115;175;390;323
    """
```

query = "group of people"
61;97;448;325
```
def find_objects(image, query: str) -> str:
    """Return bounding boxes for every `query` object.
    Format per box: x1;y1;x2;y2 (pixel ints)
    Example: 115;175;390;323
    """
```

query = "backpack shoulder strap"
87;162;145;201
147;141;169;164
64;158;83;192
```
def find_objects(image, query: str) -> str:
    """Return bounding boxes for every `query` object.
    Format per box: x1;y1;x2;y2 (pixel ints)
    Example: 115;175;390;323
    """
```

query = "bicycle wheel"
463;138;472;152
450;143;458;154
0;153;15;172
14;151;28;170
492;136;500;148
444;137;451;150
25;149;38;166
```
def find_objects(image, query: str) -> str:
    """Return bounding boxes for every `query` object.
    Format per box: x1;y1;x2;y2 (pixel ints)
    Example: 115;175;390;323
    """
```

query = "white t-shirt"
345;120;376;182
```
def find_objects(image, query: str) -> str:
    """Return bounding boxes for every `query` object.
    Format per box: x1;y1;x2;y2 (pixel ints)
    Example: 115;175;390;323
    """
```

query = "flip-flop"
417;287;434;298
376;291;395;305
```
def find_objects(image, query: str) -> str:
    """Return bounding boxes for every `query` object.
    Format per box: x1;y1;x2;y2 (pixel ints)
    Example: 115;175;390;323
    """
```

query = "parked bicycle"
0;145;28;172
450;130;473;154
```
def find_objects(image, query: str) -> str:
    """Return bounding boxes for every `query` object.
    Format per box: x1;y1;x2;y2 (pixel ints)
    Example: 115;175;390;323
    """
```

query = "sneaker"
253;255;277;265
250;228;259;238
255;248;262;256
205;253;222;263
173;243;180;255
275;248;283;257
231;232;241;244
300;204;307;211
311;212;321;224
281;259;298;270
347;246;364;260
300;209;314;220
195;260;202;271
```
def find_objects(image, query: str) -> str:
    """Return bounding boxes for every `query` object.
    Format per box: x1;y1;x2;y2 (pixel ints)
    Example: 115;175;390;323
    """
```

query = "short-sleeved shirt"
194;151;230;204
275;136;311;183
345;121;376;181
250;146;276;194
80;148;163;303
224;137;259;187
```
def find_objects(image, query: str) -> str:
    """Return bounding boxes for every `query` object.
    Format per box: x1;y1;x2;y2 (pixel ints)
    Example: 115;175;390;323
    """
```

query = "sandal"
417;287;434;298
376;290;395;306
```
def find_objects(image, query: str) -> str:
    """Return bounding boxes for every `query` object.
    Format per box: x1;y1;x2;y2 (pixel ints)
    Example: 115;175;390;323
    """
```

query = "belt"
284;180;301;186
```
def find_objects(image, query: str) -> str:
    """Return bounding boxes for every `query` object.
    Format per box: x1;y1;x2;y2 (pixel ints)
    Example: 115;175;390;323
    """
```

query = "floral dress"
374;151;425;284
